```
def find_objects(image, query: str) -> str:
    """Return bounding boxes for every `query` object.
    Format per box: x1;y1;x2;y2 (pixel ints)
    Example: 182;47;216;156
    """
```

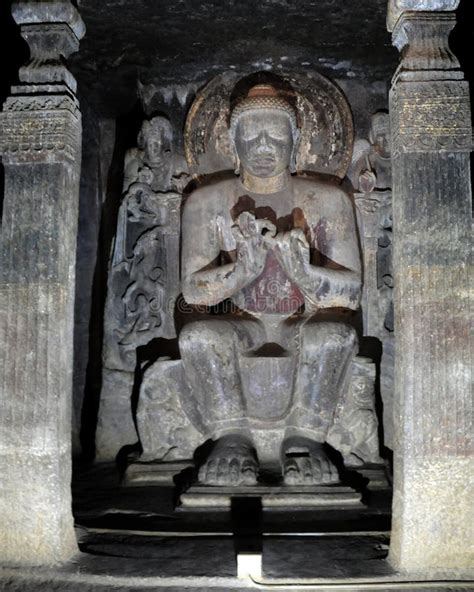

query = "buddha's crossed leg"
179;318;357;486
282;320;358;485
179;318;265;485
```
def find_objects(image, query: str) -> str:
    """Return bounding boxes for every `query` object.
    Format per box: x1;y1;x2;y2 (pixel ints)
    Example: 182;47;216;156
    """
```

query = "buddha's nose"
255;132;272;153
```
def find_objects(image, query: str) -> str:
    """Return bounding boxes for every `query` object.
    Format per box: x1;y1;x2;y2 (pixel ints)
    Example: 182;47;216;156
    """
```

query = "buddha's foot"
198;434;258;486
282;437;339;485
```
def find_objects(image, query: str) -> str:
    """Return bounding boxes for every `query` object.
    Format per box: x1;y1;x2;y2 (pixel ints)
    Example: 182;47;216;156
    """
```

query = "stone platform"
179;484;362;510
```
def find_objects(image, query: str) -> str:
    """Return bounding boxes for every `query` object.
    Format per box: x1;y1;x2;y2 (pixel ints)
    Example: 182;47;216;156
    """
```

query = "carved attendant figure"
350;110;392;194
180;84;362;486
97;115;182;461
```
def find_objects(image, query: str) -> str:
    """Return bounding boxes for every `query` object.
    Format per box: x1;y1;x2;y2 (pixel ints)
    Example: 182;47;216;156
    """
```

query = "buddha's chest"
231;193;306;231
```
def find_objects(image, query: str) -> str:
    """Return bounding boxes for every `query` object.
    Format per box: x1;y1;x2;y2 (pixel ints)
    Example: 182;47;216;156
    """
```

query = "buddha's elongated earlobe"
234;154;241;175
229;130;240;175
290;128;300;174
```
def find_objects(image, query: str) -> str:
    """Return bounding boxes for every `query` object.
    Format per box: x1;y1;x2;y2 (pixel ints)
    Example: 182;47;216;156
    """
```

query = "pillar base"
0;451;78;566
390;458;474;572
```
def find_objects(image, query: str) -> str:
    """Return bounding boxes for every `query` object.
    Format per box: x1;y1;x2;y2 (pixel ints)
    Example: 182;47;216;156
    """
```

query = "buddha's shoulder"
184;177;237;209
293;176;351;207
293;175;346;195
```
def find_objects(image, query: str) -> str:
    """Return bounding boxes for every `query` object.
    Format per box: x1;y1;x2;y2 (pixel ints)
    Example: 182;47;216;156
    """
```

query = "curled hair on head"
137;115;173;150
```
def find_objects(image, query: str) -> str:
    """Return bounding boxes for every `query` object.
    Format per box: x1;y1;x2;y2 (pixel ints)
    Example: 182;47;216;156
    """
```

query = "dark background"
2;0;473;112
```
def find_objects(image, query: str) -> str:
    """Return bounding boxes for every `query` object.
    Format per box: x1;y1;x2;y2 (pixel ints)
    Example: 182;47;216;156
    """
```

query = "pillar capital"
387;0;460;32
0;0;85;165
10;0;85;94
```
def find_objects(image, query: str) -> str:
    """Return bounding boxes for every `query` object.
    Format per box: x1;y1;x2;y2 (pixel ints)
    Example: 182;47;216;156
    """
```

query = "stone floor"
1;463;472;591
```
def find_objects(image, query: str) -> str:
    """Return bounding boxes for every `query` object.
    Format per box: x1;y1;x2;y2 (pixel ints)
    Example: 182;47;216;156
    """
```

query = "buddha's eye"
241;131;259;142
268;132;287;142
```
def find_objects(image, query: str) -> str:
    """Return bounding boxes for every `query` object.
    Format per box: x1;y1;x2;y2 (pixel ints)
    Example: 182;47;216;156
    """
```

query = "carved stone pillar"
387;1;473;571
0;1;85;565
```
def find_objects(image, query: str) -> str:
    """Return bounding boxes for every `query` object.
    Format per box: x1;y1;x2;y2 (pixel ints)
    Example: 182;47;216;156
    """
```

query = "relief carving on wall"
348;110;395;449
103;116;186;373
96;115;190;460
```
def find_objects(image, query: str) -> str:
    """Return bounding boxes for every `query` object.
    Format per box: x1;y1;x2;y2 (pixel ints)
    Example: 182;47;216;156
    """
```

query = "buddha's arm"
181;195;262;306
276;189;361;311
297;261;361;312
302;190;362;311
182;260;249;306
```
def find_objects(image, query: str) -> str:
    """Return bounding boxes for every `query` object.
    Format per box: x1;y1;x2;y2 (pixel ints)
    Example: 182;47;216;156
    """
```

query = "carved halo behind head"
184;70;354;181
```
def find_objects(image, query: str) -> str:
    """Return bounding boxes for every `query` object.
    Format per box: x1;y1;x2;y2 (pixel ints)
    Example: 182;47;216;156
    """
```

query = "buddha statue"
179;83;362;486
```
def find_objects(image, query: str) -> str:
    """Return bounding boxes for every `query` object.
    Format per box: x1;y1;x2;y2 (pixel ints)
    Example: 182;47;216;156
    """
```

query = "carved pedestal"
0;1;84;565
388;2;473;572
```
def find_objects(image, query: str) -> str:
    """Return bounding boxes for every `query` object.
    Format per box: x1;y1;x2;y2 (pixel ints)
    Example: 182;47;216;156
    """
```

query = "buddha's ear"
234;155;241;175
290;128;301;174
229;129;240;175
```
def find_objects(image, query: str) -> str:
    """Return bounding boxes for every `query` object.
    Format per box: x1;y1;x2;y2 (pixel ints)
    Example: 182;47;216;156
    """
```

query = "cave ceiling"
70;0;398;117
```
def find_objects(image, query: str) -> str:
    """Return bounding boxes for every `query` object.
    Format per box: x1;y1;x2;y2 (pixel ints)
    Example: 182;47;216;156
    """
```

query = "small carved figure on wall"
350;110;392;194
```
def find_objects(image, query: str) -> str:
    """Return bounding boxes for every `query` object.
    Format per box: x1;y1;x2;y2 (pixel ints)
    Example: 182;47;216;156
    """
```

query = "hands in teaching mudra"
232;211;311;283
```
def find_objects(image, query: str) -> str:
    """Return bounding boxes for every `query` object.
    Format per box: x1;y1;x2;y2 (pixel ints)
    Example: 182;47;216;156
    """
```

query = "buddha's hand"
232;212;275;280
273;228;311;280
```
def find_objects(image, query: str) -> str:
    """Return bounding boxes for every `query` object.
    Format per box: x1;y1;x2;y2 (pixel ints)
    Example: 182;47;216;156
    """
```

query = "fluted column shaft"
387;0;473;572
0;0;85;565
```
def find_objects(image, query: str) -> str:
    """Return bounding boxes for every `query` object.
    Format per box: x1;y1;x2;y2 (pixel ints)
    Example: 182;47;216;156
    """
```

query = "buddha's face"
234;109;293;178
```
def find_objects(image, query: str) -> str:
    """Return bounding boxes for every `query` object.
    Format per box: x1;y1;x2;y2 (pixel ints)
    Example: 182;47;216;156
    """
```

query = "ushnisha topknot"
229;84;299;139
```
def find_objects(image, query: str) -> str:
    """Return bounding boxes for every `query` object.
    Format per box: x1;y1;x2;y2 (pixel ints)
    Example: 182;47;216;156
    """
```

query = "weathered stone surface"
72;111;114;457
327;357;382;466
12;0;85;93
392;13;461;82
184;70;354;180
388;7;473;572
135;355;381;471
180;485;362;510
12;0;86;38
95;368;137;462
0;104;82;563
137;360;202;462
180;83;362;487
